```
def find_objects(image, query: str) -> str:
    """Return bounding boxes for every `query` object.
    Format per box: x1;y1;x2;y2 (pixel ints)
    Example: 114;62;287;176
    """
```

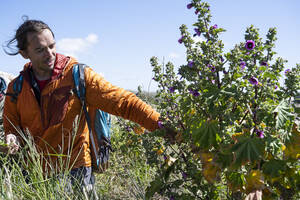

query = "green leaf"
231;137;264;165
227;172;245;188
192;120;220;149
216;151;234;168
145;176;163;200
263;72;277;80
220;88;236;97
273;99;295;130
262;159;286;178
259;66;267;72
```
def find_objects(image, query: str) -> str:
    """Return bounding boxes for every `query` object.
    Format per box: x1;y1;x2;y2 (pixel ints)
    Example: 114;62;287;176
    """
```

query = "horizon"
1;0;299;92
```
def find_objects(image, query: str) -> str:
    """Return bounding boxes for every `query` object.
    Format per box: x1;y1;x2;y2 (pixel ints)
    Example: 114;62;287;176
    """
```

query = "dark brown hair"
3;16;55;56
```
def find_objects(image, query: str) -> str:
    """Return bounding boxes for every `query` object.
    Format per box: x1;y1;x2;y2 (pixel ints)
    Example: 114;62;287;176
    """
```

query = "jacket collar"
22;53;71;81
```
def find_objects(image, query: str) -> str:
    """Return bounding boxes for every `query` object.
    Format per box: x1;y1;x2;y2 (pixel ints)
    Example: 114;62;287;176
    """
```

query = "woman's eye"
36;49;43;53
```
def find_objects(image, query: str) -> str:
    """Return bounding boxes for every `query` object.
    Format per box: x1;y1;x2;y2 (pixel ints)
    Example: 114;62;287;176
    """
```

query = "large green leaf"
273;99;295;130
192;120;221;149
226;172;246;188
216;151;234;168
231;137;264;166
262;159;286;178
145;176;163;200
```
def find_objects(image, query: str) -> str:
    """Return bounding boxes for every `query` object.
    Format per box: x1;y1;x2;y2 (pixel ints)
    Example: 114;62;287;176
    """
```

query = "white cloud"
86;34;98;43
168;52;181;59
56;33;99;57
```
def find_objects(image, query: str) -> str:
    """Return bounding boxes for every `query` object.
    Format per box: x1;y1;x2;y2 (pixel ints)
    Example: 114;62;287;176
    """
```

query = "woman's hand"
5;134;20;154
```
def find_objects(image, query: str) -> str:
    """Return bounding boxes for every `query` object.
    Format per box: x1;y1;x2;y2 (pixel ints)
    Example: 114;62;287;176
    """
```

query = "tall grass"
0;116;160;200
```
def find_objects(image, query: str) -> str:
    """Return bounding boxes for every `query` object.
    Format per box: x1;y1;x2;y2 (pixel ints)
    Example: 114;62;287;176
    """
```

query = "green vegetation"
1;0;299;199
0;117;160;200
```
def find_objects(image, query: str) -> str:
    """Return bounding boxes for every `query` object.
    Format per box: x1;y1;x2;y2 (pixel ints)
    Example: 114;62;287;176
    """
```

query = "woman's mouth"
45;59;55;67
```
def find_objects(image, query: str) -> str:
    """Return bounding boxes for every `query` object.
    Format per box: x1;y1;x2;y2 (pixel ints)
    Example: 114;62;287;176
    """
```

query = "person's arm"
3;82;21;154
84;67;160;131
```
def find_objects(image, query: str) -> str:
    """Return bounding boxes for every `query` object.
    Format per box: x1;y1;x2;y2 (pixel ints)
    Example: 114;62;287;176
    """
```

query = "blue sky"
0;0;299;91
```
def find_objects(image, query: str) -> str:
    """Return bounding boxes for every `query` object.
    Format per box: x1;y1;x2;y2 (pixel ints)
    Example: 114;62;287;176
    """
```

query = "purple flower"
249;77;259;85
274;85;278;89
245;40;255;50
195;9;199;15
211;79;215;84
158;121;164;129
212;24;218;29
240;61;246;70
182;172;188;180
284;69;291;74
193;91;200;97
223;70;228;74
178;36;184;44
188;61;194;68
193;90;200;97
187;3;193;9
169;87;175;93
170;196;175;200
260;61;268;66
220;56;224;62
188;89;200;97
208;64;216;72
256;129;264;138
194;28;201;36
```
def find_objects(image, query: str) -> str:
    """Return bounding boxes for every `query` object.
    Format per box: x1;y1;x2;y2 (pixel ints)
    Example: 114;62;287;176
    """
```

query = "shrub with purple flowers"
114;0;299;199
140;0;300;199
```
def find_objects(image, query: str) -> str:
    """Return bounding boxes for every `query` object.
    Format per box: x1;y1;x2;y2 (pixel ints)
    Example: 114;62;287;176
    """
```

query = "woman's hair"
3;16;55;56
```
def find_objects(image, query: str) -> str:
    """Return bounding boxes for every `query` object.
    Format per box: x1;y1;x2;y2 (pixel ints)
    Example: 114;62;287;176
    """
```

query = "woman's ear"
19;50;29;59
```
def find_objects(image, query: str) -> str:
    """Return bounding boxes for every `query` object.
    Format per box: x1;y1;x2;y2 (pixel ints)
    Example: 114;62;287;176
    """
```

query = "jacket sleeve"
3;82;21;137
84;67;160;132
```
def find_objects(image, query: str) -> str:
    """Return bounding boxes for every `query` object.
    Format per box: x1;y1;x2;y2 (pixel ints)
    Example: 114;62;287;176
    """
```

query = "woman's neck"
32;67;52;81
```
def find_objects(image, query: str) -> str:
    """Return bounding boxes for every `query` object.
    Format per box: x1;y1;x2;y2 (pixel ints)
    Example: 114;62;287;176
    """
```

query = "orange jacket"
3;55;160;171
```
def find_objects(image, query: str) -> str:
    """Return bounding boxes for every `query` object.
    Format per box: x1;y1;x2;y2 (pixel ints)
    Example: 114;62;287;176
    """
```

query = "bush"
140;0;299;199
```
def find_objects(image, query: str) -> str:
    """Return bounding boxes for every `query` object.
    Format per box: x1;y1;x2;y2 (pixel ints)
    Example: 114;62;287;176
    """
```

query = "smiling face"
20;29;56;79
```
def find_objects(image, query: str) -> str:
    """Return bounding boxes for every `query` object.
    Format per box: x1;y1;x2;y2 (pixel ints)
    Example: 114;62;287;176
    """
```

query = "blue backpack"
72;63;112;173
6;65;112;172
0;77;7;114
0;77;7;96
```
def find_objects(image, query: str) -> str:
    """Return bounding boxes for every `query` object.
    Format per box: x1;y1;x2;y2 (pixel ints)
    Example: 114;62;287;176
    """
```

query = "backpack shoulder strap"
72;63;100;163
72;63;86;101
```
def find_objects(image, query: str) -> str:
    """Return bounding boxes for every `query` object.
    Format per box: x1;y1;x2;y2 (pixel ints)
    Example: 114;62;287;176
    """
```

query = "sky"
0;0;299;92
